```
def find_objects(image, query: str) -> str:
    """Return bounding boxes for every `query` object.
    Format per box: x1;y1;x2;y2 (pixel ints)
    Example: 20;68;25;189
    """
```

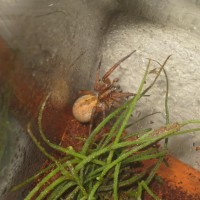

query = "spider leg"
89;105;97;134
102;50;136;82
97;102;108;121
105;96;121;107
111;91;150;98
110;99;121;107
99;88;113;101
105;77;119;88
103;100;111;110
111;92;134;99
98;78;120;98
102;107;106;121
79;90;95;95
107;91;132;107
94;56;102;91
113;77;119;83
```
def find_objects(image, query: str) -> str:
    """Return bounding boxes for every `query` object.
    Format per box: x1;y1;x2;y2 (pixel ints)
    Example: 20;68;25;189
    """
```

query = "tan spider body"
72;50;136;123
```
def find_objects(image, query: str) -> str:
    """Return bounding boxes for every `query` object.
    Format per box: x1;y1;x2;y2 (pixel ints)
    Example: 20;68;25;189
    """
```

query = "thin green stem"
27;123;72;179
126;112;160;129
27;124;88;198
141;181;160;200
71;123;179;176
115;59;151;142
180;120;200;127
123;150;166;166
88;60;151;199
99;171;147;192
38;93;105;166
174;128;200;136
81;99;132;155
107;59;151;166
24;168;65;200
35;176;66;200
113;163;121;200
146;157;164;185
163;68;170;125
141;55;171;97
163;67;170;146
48;182;75;200
88;134;170;200
101;109;128;149
122;128;152;140
11;162;57;192
65;186;79;200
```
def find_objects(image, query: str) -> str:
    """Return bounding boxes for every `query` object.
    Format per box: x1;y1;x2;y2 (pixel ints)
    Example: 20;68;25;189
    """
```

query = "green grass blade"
141;181;160;200
48;181;69;200
99;170;147;192
81;100;132;155
146;157;164;185
141;55;171;97
88;59;151;199
113;163;121;200
34;176;66;200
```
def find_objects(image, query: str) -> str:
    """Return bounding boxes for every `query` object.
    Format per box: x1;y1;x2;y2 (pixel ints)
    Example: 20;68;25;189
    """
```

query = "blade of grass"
163;68;170;146
126;112;160;129
152;58;170;146
12;156;81;194
75;93;181;185
88;59;151;199
107;59;152;166
163;68;170;125
121;128;152;140
122;150;166;166
24;168;65;200
180;120;200;127
37;93;105;166
113;163;121;200
25;129;159;198
140;55;171;97
81;99;132;155
100;109;128;149
35;176;67;200
141;181;160;200
146;157;164;185
48;181;75;200
173;128;200;136
11;161;59;192
134;157;164;200
99;171;147;192
27;124;88;199
25;124;75;200
27;123;72;179
85;149;158;184
87;128;177;200
65;186;79;200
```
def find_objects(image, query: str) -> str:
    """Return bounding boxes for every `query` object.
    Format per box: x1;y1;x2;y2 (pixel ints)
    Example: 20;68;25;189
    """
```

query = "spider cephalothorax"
72;50;136;123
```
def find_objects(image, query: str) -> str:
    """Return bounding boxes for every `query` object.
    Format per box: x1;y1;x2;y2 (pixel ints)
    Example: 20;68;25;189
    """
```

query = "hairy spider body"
72;94;98;123
72;50;136;123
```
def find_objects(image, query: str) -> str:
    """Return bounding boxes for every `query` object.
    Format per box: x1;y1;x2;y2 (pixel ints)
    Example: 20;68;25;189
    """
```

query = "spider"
72;50;136;125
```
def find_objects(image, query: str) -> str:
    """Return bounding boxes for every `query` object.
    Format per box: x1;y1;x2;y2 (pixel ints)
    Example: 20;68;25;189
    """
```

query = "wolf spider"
72;50;136;126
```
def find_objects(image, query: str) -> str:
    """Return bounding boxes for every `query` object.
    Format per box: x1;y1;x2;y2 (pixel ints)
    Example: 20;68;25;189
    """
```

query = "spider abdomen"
72;94;98;123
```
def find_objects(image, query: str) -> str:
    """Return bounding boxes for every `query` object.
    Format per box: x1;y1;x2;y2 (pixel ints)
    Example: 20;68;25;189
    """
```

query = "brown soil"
144;179;200;200
142;156;200;199
1;37;200;200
